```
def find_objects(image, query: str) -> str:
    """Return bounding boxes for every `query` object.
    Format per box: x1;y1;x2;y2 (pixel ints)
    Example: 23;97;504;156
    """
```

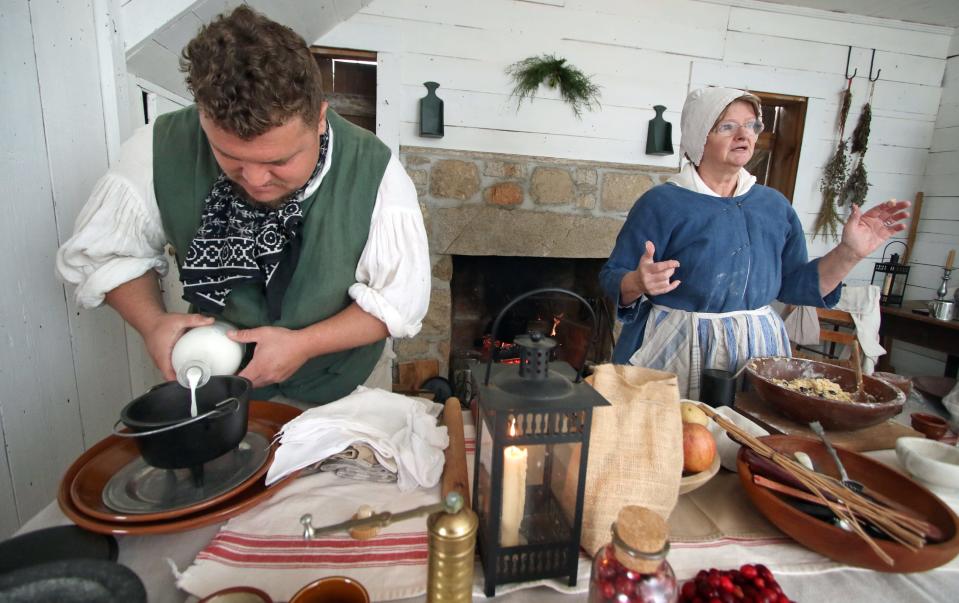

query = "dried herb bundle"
838;82;853;136
841;160;869;207
506;54;601;118
851;102;871;155
844;84;874;207
815;139;849;238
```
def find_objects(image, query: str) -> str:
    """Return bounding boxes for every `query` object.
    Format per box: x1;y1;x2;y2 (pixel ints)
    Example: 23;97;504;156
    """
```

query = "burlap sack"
576;364;682;555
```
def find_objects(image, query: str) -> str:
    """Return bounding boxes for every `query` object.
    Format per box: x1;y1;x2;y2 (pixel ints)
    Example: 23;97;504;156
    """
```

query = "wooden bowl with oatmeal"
744;357;906;431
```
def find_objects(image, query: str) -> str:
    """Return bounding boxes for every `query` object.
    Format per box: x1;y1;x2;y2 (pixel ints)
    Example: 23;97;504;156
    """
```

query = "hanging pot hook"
868;48;881;82
844;46;857;80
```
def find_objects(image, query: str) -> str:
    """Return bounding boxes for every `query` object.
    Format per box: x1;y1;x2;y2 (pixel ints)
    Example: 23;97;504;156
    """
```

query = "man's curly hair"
180;6;325;139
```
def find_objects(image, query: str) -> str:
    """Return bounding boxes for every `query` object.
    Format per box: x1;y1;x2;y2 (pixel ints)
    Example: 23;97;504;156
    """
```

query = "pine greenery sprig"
506;54;601;118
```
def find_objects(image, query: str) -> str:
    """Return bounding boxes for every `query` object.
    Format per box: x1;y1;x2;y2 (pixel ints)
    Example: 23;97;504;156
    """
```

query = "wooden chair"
782;306;861;370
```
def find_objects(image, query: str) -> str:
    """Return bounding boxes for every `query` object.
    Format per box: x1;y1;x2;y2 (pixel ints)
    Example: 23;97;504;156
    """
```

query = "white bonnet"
680;87;762;166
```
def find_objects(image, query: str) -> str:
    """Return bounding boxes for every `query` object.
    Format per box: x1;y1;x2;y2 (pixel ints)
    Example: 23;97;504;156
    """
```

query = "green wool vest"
152;107;390;404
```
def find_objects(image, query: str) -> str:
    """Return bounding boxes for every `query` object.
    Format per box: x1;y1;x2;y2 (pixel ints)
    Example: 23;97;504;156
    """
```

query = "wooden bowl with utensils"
737;435;959;572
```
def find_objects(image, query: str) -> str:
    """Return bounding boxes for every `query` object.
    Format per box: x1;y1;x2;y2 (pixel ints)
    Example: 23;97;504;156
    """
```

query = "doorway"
311;47;377;132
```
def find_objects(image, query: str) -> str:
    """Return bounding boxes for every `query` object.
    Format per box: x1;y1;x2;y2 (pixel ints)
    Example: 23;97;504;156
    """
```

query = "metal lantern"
871;241;910;307
470;288;610;596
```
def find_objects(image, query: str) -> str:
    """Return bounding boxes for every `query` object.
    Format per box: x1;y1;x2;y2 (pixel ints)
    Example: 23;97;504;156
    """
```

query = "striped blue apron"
628;304;791;399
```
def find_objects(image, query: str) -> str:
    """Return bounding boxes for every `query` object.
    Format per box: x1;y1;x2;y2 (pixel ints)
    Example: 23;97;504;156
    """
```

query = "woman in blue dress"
600;87;910;398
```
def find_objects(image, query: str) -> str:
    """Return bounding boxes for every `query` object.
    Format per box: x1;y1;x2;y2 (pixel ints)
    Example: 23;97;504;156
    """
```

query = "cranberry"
601;580;616;599
753;578;765;589
710;598;722;603
720;576;734;593
733;586;744;599
615;575;634;596
740;565;757;579
682;581;697;598
599;560;617;580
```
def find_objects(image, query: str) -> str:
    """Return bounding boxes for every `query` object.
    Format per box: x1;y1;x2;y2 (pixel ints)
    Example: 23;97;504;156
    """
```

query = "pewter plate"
102;432;269;514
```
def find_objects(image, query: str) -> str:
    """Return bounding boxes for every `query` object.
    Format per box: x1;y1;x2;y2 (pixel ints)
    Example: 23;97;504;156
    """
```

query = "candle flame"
509;418;517;438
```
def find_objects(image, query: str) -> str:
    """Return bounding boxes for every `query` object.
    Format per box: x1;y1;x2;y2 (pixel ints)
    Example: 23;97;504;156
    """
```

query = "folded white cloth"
266;387;448;491
318;444;398;483
835;284;886;374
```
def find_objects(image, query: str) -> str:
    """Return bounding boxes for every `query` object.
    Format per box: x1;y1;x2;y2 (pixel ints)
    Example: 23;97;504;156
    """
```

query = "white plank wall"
1;0;134;538
317;0;956;376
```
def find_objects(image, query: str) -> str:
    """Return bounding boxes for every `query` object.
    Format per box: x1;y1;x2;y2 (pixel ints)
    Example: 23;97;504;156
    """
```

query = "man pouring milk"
56;6;430;406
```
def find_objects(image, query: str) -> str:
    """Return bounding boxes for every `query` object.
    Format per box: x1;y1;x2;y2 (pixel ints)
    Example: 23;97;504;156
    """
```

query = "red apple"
683;423;717;473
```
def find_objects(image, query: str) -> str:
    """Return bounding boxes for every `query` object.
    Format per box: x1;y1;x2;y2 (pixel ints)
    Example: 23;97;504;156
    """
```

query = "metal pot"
928;299;955;321
114;376;251;470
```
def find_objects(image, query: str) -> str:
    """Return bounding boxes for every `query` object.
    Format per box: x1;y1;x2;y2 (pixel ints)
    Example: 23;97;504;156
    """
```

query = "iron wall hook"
868;48;881;82
844;46;857;80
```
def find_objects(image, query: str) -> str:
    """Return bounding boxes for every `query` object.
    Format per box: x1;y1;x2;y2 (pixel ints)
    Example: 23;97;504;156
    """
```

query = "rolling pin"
442;397;471;508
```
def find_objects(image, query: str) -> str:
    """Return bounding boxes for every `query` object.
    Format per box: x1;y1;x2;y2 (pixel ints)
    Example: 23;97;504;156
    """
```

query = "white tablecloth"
17;447;959;603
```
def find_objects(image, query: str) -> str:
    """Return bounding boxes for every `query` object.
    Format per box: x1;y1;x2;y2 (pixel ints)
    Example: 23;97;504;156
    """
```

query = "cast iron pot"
113;376;251;470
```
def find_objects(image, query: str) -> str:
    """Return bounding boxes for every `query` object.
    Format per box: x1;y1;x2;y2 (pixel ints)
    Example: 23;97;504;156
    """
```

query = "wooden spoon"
850;341;866;402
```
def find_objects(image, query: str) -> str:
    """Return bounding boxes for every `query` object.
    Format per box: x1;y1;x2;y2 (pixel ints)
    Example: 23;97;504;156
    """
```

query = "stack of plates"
58;400;301;535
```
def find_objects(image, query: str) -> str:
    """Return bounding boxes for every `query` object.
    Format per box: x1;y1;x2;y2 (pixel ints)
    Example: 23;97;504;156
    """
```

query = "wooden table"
878;300;959;378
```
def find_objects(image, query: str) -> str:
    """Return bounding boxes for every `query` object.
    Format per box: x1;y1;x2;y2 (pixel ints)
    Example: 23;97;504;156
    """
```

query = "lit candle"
500;418;528;547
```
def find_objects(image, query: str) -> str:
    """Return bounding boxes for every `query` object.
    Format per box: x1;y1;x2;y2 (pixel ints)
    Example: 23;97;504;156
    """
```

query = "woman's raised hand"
621;241;681;304
841;199;911;260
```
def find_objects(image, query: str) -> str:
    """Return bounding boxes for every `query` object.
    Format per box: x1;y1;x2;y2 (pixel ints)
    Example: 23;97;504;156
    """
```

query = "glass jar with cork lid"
588;505;677;603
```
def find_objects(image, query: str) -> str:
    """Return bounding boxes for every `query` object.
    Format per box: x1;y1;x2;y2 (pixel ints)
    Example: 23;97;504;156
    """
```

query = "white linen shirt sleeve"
55;123;168;309
348;156;430;338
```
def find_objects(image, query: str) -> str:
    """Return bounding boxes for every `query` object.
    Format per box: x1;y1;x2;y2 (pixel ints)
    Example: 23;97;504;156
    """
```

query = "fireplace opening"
449;255;614;385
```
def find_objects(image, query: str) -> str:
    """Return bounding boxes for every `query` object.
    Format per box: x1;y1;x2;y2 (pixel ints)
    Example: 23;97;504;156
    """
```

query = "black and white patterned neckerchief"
179;128;330;319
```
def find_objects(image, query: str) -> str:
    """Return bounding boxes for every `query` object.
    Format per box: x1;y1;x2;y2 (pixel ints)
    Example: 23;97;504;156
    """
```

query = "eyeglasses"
712;120;764;137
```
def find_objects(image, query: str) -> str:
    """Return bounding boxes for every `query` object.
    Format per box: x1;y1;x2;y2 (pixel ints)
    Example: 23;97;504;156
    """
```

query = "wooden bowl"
911;413;950;440
737;435;959;572
745;357;905;431
289;576;369;603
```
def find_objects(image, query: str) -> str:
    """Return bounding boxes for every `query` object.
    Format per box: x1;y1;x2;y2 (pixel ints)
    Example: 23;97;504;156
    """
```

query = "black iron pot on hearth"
113;376;251;477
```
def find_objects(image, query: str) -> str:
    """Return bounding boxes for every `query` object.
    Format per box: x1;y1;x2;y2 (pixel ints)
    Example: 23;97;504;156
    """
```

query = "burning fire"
551;313;564;336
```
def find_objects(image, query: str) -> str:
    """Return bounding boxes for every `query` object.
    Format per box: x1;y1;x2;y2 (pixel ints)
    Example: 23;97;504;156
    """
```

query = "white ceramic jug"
171;320;245;388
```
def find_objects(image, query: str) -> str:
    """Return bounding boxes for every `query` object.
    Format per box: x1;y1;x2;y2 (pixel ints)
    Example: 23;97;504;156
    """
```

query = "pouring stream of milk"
186;366;202;418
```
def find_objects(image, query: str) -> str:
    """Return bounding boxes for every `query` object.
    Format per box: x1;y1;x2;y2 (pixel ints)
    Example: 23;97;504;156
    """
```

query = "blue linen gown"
599;183;841;365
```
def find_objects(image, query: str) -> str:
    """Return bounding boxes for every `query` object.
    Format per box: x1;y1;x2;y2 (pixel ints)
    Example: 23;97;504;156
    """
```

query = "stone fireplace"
396;145;676;385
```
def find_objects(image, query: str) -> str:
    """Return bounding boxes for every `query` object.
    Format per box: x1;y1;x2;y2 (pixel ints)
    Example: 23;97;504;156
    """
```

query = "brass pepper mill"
427;491;478;602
